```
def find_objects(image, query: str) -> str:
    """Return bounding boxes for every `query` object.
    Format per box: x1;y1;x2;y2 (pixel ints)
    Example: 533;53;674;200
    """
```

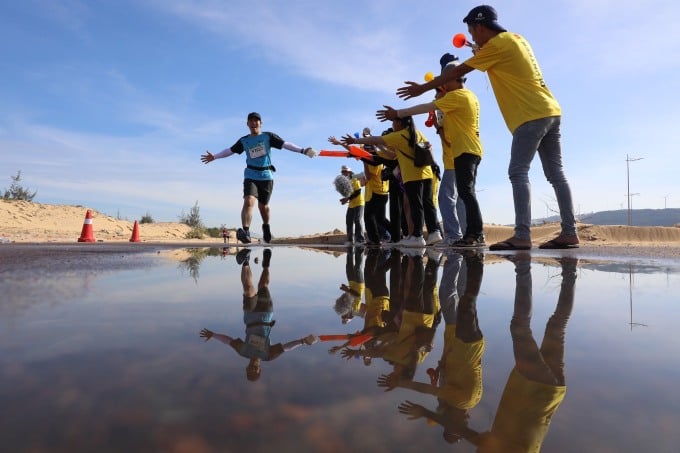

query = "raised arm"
329;136;351;151
200;328;235;345
396;63;475;99
201;147;234;164
376;103;436;122
282;142;317;158
282;334;318;351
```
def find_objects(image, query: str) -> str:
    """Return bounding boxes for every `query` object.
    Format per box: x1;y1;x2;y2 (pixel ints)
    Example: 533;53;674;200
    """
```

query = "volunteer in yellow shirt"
396;4;579;251
378;55;486;247
342;117;443;247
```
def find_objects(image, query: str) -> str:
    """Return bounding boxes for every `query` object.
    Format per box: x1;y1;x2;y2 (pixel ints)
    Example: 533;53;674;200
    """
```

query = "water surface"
1;245;679;452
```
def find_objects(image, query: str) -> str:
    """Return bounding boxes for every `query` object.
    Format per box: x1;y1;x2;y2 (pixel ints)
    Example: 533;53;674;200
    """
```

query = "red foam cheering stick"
319;150;350;157
452;33;474;48
348;145;372;159
425;111;436;128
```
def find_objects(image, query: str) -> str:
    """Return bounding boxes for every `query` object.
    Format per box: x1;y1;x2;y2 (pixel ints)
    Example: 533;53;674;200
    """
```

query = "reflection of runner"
200;248;317;382
386;251;485;444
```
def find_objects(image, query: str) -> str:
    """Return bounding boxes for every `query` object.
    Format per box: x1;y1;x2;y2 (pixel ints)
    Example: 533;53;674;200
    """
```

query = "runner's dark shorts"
243;287;273;312
244;179;274;205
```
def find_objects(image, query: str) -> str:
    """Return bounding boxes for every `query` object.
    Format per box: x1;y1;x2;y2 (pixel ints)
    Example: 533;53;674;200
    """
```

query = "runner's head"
247;112;262;135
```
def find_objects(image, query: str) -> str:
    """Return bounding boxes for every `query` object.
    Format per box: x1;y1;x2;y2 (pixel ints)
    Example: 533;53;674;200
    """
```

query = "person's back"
464;31;561;133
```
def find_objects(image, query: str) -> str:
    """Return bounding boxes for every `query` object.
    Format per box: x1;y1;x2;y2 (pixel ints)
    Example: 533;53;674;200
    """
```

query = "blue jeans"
438;169;464;241
509;116;576;240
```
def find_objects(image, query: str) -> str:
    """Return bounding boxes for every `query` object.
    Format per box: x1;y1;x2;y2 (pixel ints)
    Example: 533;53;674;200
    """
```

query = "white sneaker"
426;230;443;245
399;235;426;247
426;249;442;263
402;247;426;257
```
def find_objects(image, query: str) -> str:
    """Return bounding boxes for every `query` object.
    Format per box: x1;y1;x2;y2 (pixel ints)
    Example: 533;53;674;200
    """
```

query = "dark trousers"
454;153;484;238
365;193;389;243
388;180;407;242
404;178;439;238
346;206;364;242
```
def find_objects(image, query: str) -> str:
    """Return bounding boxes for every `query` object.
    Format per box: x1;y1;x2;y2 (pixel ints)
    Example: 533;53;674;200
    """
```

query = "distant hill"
535;208;680;227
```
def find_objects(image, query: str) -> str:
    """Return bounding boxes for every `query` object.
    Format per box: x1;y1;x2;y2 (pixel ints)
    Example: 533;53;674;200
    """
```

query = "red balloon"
452;33;468;48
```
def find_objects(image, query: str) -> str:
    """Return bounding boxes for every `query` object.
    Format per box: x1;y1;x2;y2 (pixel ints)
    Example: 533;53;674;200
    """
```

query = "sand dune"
2;200;680;248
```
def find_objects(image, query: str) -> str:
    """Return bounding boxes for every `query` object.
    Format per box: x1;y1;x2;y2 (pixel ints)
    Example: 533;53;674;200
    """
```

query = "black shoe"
236;248;251;265
237;228;251;244
262;224;272;243
454;235;486;248
262;248;272;268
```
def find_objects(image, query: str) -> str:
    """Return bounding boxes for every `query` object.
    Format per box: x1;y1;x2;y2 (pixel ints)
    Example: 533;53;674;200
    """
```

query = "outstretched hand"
396;81;426;100
328;136;342;145
200;328;213;341
398;400;428;420
339;134;356;147
376;105;398;122
340;347;358;360
200;151;215;164
303;334;318;345
376;373;401;391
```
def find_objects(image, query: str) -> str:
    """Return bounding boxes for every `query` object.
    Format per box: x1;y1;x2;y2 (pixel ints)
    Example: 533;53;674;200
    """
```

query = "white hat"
341;165;352;173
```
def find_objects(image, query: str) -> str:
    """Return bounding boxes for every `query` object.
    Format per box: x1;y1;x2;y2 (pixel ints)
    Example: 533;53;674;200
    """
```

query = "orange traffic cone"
129;220;141;242
77;210;96;242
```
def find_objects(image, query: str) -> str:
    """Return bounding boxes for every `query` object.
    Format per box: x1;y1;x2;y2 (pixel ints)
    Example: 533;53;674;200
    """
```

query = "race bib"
247;334;266;351
249;142;266;159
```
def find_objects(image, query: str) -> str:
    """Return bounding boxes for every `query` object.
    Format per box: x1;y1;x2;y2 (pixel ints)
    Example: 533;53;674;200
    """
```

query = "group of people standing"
201;4;580;251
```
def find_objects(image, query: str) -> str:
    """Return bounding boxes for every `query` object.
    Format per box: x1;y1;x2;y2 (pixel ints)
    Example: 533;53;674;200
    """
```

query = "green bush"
140;212;154;224
184;226;206;239
178;201;203;228
3;171;37;201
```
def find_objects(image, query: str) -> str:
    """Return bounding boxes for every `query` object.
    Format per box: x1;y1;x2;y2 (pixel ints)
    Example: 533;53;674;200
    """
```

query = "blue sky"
1;0;678;237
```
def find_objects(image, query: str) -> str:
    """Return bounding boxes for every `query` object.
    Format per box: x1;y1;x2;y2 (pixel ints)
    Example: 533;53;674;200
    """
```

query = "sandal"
489;238;532;251
538;236;580;249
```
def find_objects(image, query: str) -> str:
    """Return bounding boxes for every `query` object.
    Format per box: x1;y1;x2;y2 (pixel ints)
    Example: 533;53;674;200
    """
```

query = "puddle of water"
1;246;679;452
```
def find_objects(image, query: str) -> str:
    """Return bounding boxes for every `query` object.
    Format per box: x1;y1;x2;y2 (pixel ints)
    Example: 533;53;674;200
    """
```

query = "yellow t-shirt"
348;177;364;209
439;325;485;410
382;310;435;367
433;88;483;165
363;291;390;330
477;368;566;453
381;129;434;183
465;31;561;133
363;162;389;202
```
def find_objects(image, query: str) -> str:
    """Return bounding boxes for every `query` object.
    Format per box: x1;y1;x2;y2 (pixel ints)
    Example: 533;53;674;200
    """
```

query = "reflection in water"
199;248;318;382
390;251;486;444
332;248;442;385
453;254;577;451
4;244;680;451
334;246;365;325
176;247;225;282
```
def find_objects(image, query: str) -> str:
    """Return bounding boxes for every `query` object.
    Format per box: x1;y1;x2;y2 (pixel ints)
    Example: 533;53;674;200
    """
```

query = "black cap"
463;5;507;32
439;53;459;72
247;112;261;121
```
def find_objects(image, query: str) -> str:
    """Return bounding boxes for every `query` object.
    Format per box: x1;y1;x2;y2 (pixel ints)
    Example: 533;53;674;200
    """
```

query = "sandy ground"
2;200;680;260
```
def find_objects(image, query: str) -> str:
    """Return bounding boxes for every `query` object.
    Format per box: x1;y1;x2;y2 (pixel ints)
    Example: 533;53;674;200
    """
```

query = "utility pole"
626;154;644;225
